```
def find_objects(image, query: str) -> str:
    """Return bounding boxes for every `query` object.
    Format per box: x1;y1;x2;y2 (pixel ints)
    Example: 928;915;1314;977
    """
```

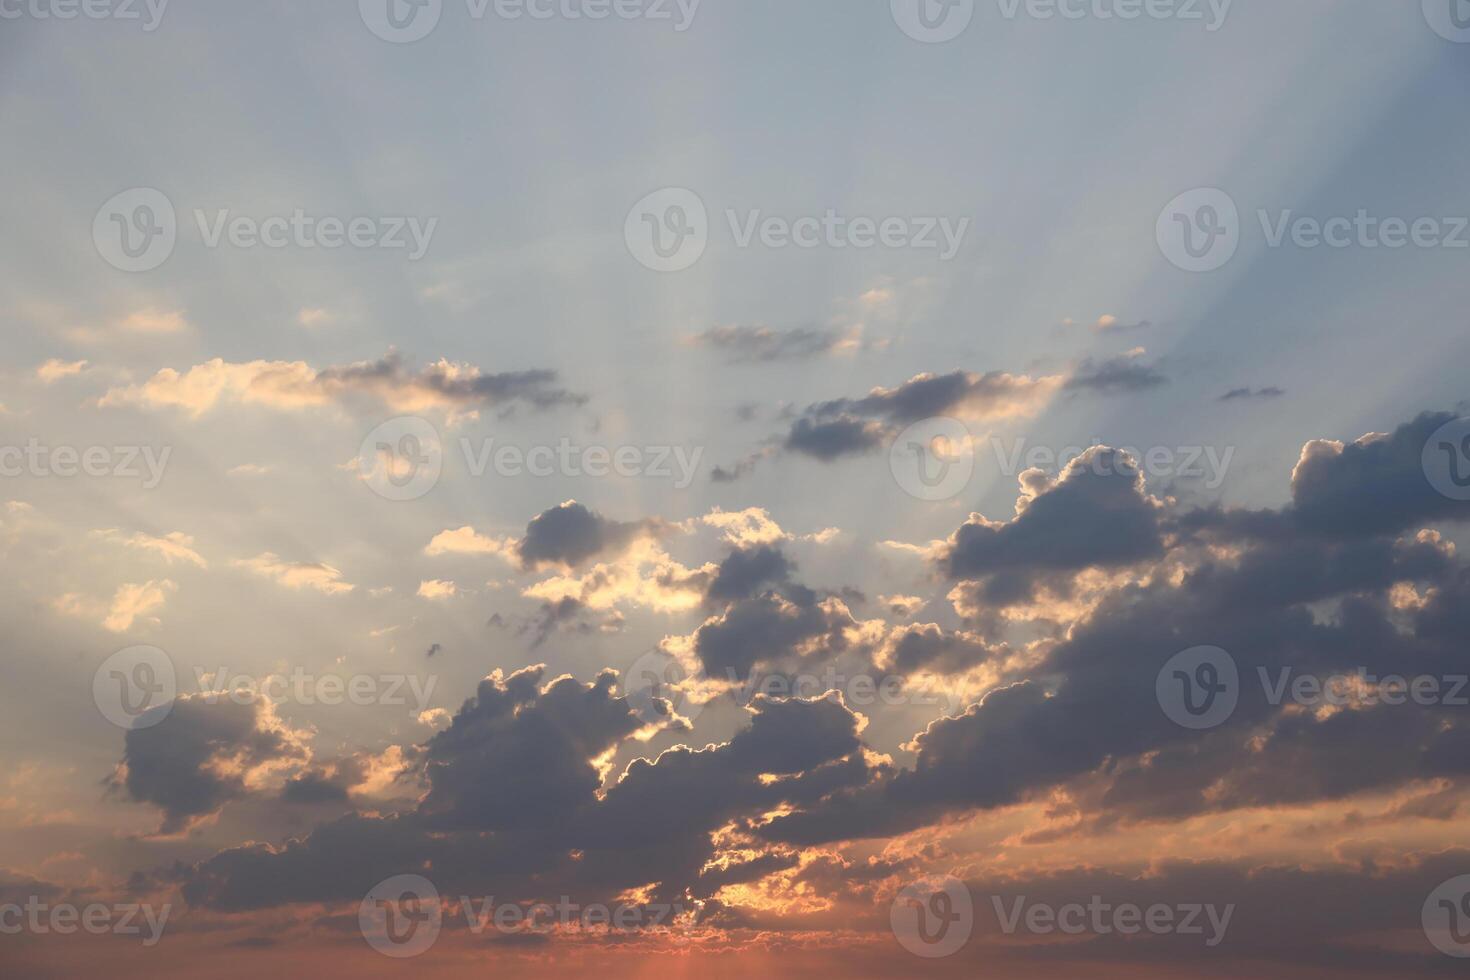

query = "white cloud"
36;359;88;383
235;553;354;595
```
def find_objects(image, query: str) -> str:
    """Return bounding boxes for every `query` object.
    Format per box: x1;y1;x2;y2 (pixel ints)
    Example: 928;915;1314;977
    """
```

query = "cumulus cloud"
516;501;660;570
424;526;515;558
111;696;309;833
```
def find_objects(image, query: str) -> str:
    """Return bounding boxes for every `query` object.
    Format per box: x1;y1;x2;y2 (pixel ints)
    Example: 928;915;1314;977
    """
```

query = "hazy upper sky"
4;1;1470;976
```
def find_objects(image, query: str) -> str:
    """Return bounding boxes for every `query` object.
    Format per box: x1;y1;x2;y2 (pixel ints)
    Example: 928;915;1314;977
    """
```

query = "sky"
4;0;1470;976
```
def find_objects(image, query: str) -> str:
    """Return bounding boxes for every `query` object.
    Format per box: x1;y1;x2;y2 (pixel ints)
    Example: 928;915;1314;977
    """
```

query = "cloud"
119;308;188;333
424;526;514;558
111;696;308;833
688;325;866;363
234;554;354;595
180;672;870;912
741;369;1063;469
1220;386;1286;401
517;501;659;570
99;350;585;419
94;529;207;568
103;579;177;632
417;579;458;600
35;358;88;383
940;447;1165;605
1064;351;1168;394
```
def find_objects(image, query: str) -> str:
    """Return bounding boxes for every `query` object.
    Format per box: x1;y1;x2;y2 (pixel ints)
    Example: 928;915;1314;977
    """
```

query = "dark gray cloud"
720;369;1059;474
705;545;794;604
941;447;1165;605
689;325;861;363
1220;386;1286;401
1064;355;1168;394
517;501;654;570
112;697;305;834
